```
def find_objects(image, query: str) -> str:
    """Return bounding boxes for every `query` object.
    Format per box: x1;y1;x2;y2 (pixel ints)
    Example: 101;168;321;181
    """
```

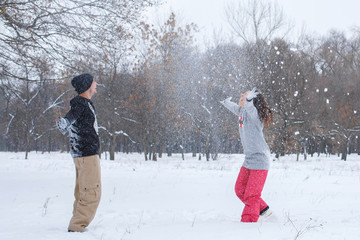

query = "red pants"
235;166;268;222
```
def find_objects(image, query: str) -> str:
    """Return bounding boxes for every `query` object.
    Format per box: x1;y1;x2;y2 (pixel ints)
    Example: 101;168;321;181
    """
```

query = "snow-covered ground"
0;152;359;240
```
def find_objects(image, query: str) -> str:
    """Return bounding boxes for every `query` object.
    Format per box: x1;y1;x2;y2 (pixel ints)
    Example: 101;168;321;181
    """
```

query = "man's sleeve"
65;101;84;124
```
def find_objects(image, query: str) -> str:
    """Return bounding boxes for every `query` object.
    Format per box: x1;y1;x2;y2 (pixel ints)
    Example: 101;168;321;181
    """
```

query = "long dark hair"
253;92;273;129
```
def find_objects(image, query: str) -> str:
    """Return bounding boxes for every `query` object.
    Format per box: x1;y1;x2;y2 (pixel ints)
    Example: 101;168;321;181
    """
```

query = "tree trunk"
303;143;307;160
181;137;185;160
274;133;285;159
341;152;347;161
152;144;157;161
143;134;149;161
167;142;172;157
25;130;30;160
192;140;196;157
110;134;117;160
48;133;52;153
192;132;197;157
159;139;163;158
123;137;129;154
206;151;210;161
60;135;65;153
144;146;148;161
205;139;210;161
341;141;347;161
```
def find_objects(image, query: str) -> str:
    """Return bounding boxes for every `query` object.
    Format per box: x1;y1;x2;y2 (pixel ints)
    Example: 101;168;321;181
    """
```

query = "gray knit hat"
71;73;93;94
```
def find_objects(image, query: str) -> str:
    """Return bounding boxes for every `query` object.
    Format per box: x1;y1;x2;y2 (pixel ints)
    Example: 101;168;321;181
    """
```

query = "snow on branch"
98;126;109;134
114;130;136;143
5;114;14;135
34;134;44;141
201;105;211;115
28;89;40;105
9;85;40;106
329;130;347;139
43;90;70;114
114;111;140;124
99;126;136;143
120;117;140;124
10;89;27;106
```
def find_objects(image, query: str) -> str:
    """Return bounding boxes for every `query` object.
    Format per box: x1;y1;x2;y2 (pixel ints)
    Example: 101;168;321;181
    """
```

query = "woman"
220;87;273;222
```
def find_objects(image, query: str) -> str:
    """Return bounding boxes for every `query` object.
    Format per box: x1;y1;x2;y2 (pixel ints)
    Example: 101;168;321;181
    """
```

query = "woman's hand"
246;87;259;101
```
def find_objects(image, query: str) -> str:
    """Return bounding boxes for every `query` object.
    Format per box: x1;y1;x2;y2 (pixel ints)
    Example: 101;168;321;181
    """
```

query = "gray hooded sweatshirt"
220;97;270;170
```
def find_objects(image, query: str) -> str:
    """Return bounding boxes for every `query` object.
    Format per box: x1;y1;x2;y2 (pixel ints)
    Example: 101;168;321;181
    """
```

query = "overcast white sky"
146;0;360;44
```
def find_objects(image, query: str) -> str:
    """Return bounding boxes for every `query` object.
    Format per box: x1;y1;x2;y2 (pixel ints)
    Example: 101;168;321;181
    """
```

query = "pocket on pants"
79;185;101;206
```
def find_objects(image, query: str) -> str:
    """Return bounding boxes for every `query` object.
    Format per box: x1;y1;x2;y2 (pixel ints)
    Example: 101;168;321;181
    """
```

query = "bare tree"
1;0;157;81
1;0;158;158
1;56;59;158
96;71;136;161
314;30;360;160
134;12;198;160
225;0;292;44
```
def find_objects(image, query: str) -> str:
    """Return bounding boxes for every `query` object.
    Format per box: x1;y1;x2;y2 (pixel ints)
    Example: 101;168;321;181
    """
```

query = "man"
56;73;101;232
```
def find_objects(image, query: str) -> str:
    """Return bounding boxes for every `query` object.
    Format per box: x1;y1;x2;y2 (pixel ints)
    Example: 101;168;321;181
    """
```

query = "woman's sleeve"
220;97;241;115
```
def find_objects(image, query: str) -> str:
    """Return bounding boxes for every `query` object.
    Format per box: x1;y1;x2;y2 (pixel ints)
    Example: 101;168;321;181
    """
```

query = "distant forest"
1;0;360;160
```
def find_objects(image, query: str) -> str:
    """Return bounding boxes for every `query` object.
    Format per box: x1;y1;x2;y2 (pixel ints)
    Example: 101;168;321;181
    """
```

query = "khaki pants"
68;155;101;232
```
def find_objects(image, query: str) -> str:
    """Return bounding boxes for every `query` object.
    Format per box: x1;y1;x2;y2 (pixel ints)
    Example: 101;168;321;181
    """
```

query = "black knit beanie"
71;73;94;94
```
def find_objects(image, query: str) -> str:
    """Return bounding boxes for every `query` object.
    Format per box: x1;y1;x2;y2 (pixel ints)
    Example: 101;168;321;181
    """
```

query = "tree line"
1;0;360;161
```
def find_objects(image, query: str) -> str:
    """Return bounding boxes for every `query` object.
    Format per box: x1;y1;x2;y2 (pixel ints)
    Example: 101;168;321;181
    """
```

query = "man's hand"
56;117;70;135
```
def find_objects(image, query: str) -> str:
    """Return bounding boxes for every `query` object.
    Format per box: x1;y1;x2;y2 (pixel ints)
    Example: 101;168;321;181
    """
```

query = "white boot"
260;208;272;217
258;207;273;222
